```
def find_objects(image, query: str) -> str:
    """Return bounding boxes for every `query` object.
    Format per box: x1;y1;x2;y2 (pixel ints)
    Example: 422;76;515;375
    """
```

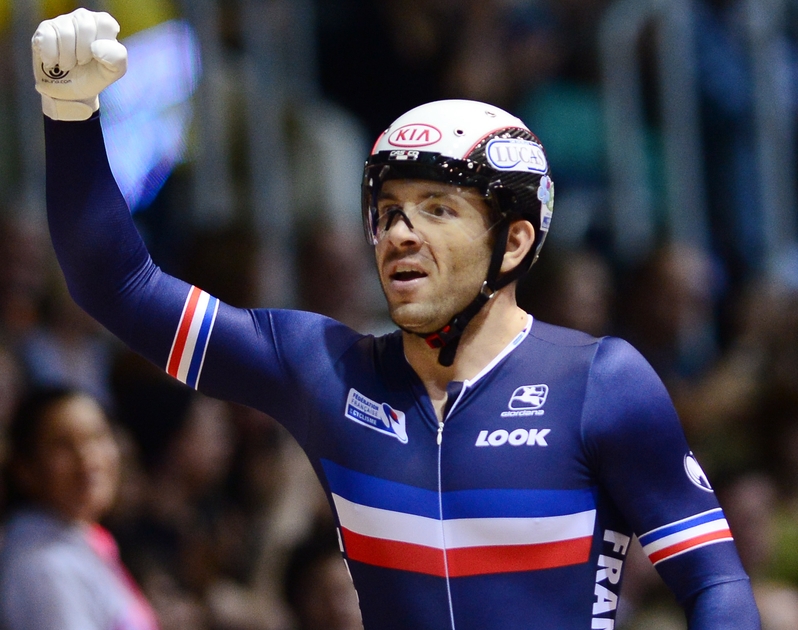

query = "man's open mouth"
391;270;427;281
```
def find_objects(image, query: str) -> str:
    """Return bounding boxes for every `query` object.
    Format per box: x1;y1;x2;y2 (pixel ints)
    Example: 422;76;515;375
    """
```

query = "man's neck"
402;292;529;419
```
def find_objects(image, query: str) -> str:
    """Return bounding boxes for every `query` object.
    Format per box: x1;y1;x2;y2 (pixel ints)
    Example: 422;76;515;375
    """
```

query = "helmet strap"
420;220;513;367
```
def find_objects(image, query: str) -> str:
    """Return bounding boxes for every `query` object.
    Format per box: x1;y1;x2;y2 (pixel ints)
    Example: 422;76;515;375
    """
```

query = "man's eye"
426;205;454;219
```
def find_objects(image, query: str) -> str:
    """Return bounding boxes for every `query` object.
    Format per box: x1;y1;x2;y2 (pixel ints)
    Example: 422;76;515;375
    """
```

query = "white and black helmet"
362;99;555;366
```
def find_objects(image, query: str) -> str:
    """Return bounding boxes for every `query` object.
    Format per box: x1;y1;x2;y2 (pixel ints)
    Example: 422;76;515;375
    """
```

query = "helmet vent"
454;128;465;137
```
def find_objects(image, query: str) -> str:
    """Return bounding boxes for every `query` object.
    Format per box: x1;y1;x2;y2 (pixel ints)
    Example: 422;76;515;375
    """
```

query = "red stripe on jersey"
446;536;593;577
341;528;593;577
167;286;201;377
342;528;447;576
648;528;733;565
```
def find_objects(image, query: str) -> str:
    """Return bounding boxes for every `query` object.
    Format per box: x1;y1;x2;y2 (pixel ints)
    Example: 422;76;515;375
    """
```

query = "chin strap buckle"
422;282;496;351
424;325;453;349
479;281;496;300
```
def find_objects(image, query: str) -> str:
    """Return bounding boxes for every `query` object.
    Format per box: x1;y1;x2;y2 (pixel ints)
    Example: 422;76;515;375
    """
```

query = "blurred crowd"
1;0;798;629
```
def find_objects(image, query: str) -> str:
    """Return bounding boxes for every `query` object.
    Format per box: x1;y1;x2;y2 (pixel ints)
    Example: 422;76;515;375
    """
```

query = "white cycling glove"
31;8;127;121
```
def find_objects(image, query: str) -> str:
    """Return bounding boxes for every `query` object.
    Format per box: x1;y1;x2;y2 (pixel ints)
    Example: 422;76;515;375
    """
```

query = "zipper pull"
437;420;444;445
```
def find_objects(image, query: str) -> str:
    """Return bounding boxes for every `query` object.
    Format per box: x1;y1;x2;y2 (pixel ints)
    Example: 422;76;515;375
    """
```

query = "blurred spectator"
617;242;721;385
0;342;23;434
517;245;615;337
718;472;798;630
19;276;118;408
315;0;464;137
0;212;117;407
297;221;391;334
0;343;24;514
283;526;363;630
0;215;49;343
315;0;566;138
108;360;230;629
108;353;328;630
694;0;762;282
0;386;159;630
670;270;798;474
203;405;332;630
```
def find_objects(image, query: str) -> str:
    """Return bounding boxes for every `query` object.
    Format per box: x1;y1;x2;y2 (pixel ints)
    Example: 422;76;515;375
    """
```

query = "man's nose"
384;208;421;243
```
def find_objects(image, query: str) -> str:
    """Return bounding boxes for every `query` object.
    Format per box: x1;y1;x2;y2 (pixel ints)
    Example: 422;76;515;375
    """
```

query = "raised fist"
32;8;127;121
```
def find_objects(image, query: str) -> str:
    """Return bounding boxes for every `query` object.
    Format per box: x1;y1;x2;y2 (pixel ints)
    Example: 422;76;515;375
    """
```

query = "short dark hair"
3;386;93;510
7;386;83;460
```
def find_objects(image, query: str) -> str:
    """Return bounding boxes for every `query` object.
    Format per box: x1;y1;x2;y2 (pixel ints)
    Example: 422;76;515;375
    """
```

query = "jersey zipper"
436;383;470;630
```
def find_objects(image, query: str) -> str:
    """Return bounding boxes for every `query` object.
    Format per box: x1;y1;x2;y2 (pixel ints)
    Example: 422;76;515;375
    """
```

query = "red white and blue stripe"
639;508;733;566
166;286;219;389
322;459;597;578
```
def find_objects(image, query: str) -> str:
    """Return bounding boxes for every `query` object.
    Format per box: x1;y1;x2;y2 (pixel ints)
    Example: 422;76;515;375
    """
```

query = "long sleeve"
43;113;364;435
44;113;164;355
685;579;761;629
581;337;761;628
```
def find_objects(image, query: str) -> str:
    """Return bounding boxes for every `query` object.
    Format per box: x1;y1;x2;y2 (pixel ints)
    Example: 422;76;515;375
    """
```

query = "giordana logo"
486;137;548;174
345;388;408;443
388;124;442;147
501;384;548;418
684;452;713;492
476;428;550;447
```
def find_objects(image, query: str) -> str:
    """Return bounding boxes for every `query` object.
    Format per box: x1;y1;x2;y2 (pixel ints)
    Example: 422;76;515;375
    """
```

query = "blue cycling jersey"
43;114;760;630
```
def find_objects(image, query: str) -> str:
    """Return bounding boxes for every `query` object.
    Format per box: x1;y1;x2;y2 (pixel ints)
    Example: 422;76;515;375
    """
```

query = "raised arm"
34;9;194;364
32;9;365;436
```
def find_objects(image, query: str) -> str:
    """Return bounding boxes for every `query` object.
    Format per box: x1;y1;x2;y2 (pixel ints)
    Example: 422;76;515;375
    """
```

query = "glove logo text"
41;64;69;81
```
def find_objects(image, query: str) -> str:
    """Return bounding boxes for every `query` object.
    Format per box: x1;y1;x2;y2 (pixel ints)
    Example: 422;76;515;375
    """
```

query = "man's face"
373;179;495;334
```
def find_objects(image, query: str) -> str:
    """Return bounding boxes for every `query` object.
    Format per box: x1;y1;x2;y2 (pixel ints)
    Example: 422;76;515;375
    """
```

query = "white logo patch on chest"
345;388;408;443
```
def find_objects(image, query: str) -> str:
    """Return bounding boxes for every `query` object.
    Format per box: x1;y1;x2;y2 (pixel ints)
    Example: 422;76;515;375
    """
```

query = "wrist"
41;94;99;121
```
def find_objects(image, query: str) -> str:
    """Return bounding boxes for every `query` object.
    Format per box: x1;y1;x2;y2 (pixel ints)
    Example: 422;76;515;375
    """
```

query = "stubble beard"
382;277;481;335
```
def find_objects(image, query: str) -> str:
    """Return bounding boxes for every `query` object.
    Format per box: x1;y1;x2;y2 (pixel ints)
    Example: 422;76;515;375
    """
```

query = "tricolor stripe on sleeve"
639;508;733;565
166;286;219;389
322;459;597;578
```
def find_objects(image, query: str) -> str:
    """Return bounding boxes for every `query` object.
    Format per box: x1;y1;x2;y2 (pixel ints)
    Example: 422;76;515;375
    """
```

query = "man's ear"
501;219;535;274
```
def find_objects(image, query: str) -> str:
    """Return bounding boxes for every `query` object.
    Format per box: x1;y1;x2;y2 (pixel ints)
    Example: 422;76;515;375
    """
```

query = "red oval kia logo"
388;124;442;147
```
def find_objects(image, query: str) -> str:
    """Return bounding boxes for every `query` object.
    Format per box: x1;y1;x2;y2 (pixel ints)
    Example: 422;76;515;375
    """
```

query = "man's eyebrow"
377;189;455;202
376;190;399;201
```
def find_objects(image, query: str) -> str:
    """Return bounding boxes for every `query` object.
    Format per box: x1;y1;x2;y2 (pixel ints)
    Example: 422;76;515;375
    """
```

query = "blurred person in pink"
0;386;159;630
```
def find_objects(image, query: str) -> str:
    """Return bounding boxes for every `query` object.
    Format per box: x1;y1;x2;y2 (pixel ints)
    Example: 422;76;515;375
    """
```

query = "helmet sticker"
389;150;421;161
486;137;548;174
388;124;443;147
537;175;553;205
538;176;554;232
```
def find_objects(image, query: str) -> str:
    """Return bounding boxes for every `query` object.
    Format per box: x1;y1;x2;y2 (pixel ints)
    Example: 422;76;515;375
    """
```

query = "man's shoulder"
527;319;643;360
522;320;654;383
527;318;601;348
257;308;405;372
